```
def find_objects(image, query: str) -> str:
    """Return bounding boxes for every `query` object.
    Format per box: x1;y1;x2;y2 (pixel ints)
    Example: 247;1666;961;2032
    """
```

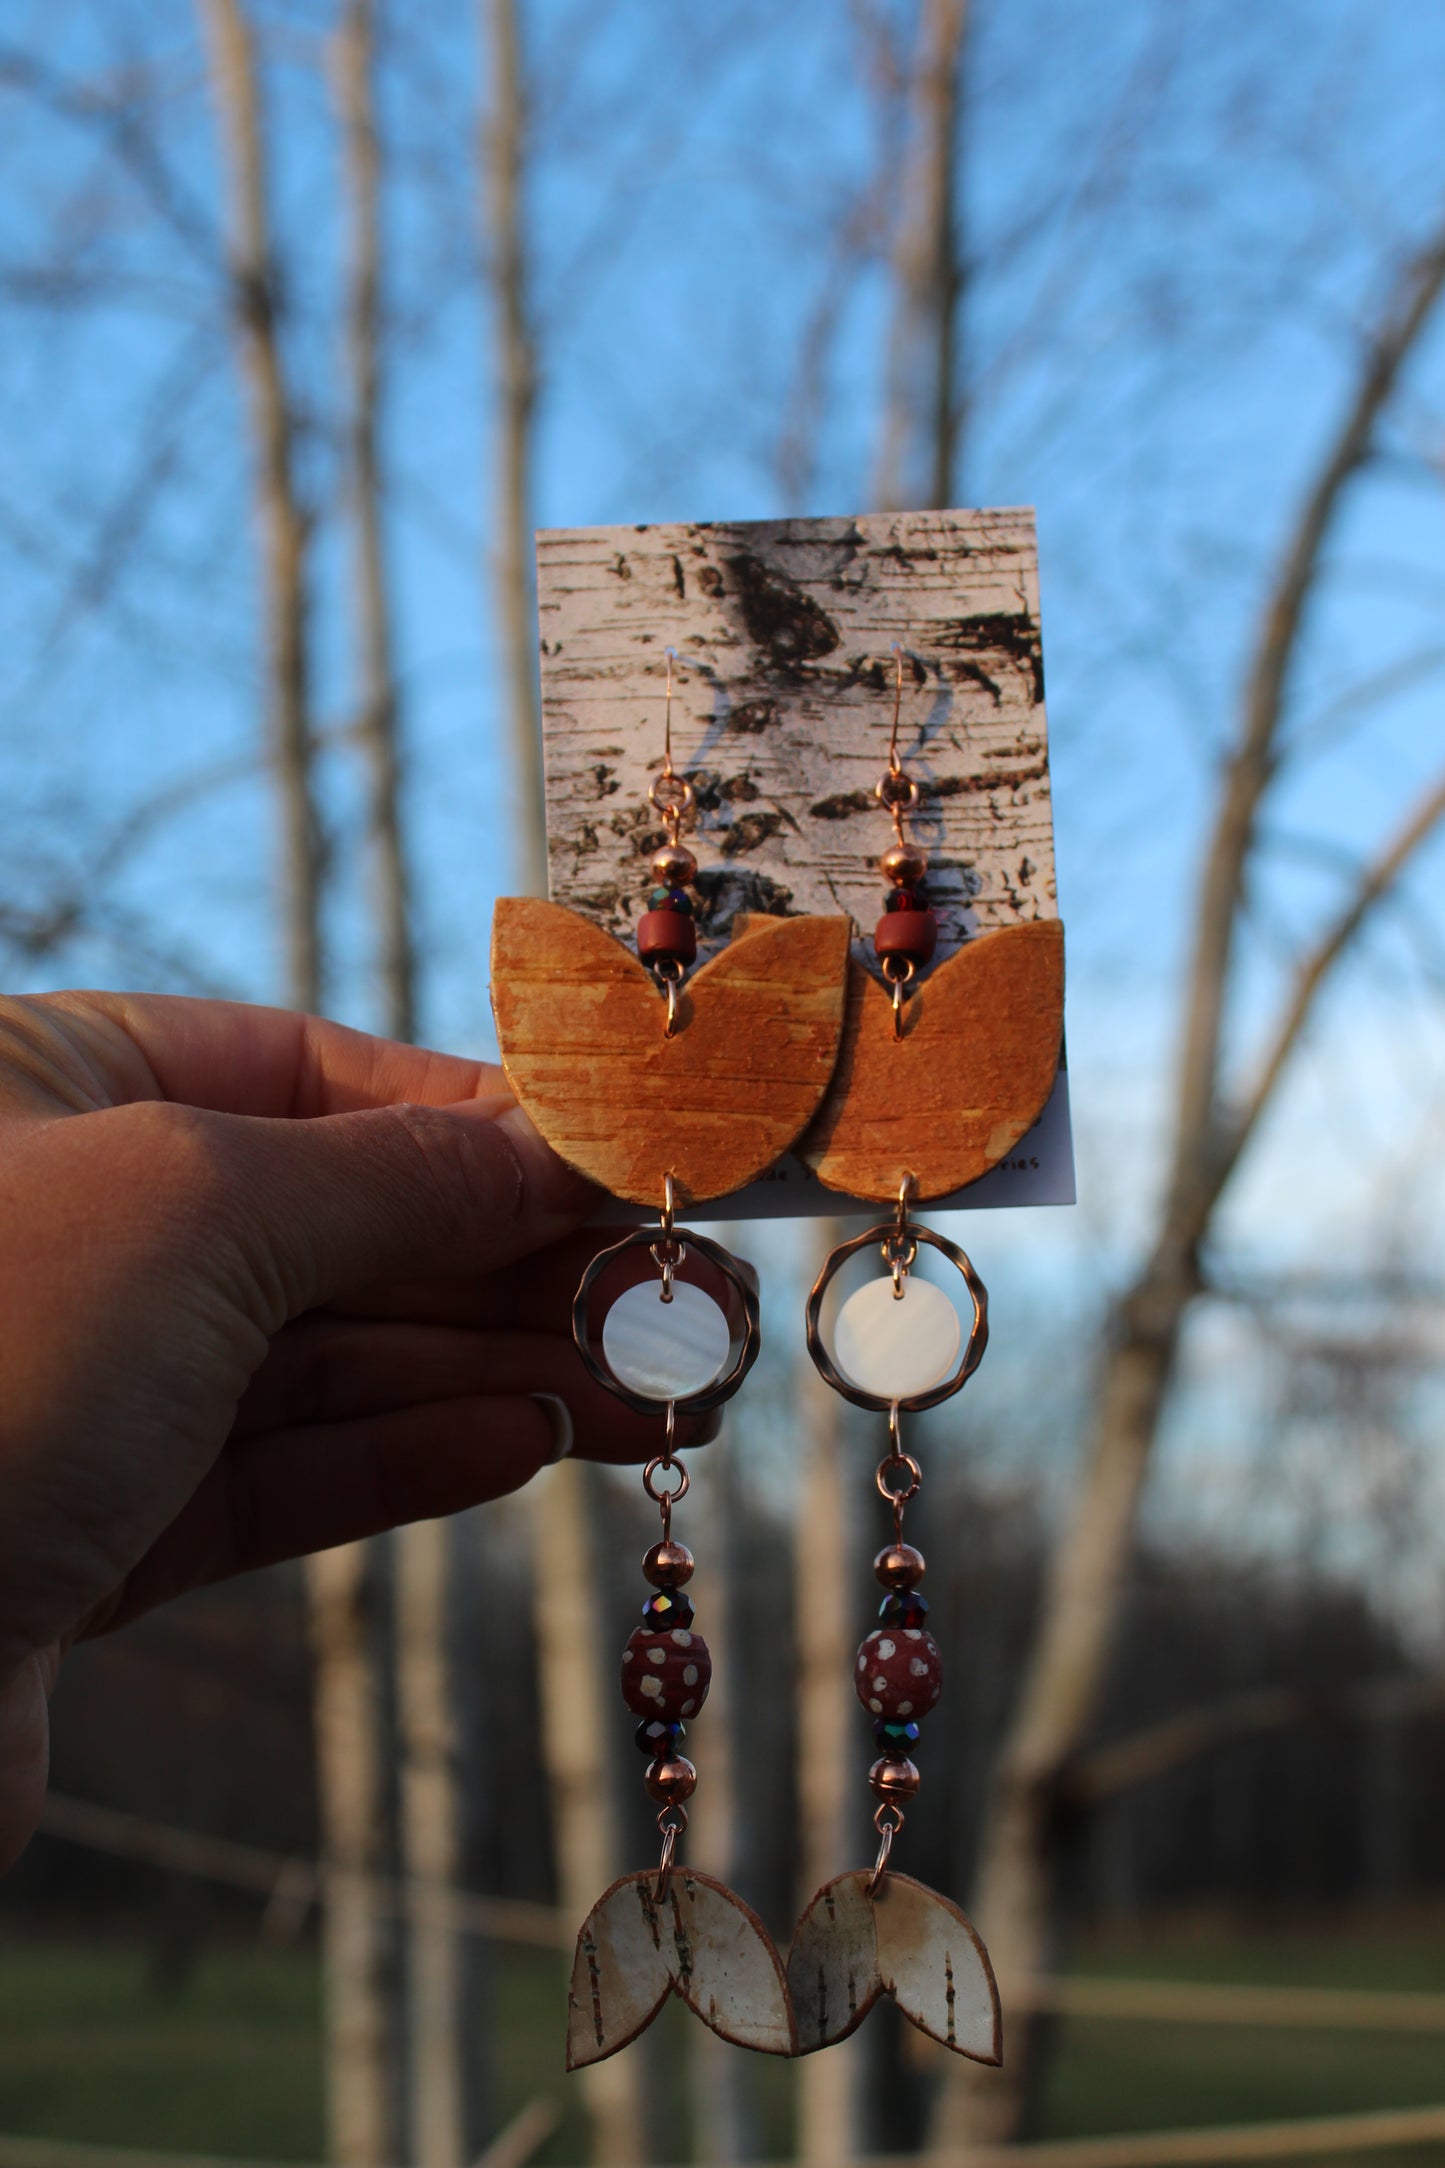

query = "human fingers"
84;1396;569;1633
0;991;507;1119
157;1094;596;1324
232;1321;721;1460
331;1224;757;1333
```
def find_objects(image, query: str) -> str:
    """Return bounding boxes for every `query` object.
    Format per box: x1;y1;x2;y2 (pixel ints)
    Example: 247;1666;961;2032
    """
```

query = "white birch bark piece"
567;1867;796;2069
533;509;1074;1217
788;1868;1001;2063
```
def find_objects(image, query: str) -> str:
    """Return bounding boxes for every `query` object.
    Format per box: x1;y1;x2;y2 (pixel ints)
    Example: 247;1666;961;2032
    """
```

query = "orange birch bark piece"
800;920;1065;1204
491;898;851;1207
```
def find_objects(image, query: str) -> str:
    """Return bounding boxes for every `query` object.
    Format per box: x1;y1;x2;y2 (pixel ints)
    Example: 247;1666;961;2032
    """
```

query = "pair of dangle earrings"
490;648;1064;2065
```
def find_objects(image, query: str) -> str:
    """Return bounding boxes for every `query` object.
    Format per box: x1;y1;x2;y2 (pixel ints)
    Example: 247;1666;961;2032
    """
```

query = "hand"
0;991;715;1871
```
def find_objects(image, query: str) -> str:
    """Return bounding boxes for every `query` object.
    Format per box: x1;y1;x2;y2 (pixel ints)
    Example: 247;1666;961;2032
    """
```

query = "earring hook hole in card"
533;508;1073;1222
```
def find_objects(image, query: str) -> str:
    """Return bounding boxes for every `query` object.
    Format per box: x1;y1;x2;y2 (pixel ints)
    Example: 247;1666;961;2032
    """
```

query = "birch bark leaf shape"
566;1868;797;2068
491;899;852;1205
801;920;1066;1202
788;1871;1002;2062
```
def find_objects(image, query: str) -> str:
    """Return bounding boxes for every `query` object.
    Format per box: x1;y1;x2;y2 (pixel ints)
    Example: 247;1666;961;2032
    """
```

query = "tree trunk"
335;0;415;1045
482;0;547;897
531;1461;647;2164
874;0;968;514
332;9;470;2158
795;1226;865;2164
395;1519;466;2168
198;8;398;2159
686;1439;754;2165
931;209;1445;2148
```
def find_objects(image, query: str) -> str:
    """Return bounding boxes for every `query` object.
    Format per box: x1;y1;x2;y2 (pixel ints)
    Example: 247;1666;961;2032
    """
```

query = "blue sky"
2;0;1445;1608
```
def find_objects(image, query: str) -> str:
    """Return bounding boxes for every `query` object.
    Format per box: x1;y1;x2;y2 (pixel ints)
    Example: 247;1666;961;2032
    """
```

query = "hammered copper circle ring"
805;1222;988;1415
572;1225;762;1418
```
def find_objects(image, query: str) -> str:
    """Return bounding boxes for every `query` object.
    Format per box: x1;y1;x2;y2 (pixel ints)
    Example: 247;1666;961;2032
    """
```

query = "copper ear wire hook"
647;651;694;1035
887;641;905;777
663;647;676;777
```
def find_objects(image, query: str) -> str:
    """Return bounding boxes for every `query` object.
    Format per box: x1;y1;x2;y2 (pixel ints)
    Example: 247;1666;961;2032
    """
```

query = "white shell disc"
834;1275;961;1400
602;1280;730;1400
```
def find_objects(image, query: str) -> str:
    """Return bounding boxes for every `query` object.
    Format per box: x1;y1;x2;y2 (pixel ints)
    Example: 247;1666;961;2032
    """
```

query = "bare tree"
794;1280;866;2166
874;0;969;512
479;3;644;2157
199;6;397;2160
483;0;546;897
934;210;1445;2146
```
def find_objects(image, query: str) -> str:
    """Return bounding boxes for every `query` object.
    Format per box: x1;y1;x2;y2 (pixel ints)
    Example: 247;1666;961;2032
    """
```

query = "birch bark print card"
527;508;1072;1220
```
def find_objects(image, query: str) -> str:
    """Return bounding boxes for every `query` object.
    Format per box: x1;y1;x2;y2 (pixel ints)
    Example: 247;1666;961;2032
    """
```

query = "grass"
1;1914;1445;2162
1037;1911;1445;2165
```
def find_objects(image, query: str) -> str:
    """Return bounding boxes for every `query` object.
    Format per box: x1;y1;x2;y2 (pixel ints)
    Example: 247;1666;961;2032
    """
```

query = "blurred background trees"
2;1;1445;2163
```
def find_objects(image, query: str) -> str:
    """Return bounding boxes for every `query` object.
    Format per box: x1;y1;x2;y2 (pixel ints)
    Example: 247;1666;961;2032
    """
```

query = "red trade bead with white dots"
621;1625;712;1722
854;1626;942;1722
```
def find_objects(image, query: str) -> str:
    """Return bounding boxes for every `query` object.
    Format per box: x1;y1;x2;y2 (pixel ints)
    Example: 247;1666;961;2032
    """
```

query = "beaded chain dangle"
636;649;701;1038
873;646;938;1038
566;1184;795;2069
785;664;1004;2065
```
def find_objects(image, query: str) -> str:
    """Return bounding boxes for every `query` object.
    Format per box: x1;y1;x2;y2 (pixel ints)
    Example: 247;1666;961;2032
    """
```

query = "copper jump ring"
882;952;915;1038
655;1806;687;1900
869;1802;903;1895
653;954;684;1037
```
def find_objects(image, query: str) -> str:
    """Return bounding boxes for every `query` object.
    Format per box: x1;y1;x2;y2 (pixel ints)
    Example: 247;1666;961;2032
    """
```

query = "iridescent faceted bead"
878;1589;930;1630
884;887;929;912
875;1718;922;1756
647;885;695;914
635;1717;686;1757
642;1587;696;1630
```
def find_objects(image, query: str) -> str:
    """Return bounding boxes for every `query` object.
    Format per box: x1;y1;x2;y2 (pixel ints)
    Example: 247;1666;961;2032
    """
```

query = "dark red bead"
879;1589;930;1630
874;907;937;965
638;908;697;964
621;1625;712;1720
642;1587;695;1630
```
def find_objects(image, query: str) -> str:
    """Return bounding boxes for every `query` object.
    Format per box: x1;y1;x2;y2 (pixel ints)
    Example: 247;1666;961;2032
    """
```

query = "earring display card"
533;508;1073;1220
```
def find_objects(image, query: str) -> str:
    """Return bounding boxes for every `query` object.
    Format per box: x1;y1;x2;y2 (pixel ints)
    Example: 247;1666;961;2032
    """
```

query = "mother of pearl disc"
834;1274;962;1400
601;1279;731;1400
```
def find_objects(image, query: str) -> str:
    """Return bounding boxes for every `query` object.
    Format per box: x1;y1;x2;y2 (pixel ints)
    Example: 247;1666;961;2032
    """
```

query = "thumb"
205;1095;596;1321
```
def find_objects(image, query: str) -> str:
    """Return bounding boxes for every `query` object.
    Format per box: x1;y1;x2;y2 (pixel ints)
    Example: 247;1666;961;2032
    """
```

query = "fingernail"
532;1394;574;1463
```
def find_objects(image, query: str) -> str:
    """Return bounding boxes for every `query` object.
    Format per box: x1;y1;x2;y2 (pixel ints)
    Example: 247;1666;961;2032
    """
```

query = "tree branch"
334;0;415;1043
1167;210;1445;1248
1068;1672;1445;1809
1221;760;1445;1186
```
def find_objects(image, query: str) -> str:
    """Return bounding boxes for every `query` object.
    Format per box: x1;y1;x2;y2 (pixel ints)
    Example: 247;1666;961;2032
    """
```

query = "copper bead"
650;842;698;887
645;1754;698;1806
874;1542;926;1590
880;841;926;887
869;1755;921;1803
643;1539;695;1588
